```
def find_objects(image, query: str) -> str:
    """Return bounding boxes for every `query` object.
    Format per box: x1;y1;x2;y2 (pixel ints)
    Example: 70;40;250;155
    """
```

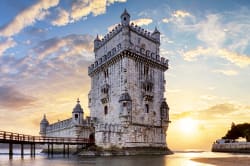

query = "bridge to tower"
0;130;94;158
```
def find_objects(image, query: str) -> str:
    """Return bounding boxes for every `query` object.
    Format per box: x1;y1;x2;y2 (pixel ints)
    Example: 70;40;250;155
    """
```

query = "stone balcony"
101;93;109;104
88;49;168;75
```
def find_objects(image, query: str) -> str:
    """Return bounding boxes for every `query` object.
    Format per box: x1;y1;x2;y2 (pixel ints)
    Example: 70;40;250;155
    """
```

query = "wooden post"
47;144;50;156
67;144;69;156
51;144;53;157
9;143;13;159
63;144;66;156
33;144;36;157
21;144;24;158
30;144;33;157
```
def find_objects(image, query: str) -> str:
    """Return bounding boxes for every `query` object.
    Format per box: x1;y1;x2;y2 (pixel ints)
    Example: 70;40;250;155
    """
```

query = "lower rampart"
212;142;250;153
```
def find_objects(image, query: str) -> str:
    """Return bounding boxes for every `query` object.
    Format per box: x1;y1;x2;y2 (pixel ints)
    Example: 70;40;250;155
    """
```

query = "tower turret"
160;100;170;128
120;9;130;26
39;114;49;136
151;27;160;42
94;34;101;51
119;91;132;125
72;98;84;125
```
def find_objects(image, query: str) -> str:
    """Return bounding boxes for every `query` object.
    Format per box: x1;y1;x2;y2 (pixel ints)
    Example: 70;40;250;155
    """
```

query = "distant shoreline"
192;157;250;166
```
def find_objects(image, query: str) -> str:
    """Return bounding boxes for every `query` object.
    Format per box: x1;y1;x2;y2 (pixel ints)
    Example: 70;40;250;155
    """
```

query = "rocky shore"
41;146;173;156
78;146;173;156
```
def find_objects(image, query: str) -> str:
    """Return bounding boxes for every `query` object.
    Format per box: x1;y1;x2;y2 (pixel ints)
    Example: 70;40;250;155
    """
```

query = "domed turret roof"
119;92;132;102
40;114;49;124
72;98;83;113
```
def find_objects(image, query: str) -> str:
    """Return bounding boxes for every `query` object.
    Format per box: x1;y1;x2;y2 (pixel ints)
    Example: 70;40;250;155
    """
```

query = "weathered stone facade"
88;9;170;149
39;10;170;151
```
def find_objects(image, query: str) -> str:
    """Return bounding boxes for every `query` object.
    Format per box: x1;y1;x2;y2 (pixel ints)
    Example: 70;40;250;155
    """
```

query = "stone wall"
212;142;250;153
45;118;93;138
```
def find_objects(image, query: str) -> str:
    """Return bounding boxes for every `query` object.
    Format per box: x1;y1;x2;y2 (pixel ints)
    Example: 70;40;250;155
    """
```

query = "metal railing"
0;131;93;144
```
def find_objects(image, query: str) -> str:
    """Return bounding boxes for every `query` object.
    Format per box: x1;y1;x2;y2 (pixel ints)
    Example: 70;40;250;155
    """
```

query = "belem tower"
40;9;170;151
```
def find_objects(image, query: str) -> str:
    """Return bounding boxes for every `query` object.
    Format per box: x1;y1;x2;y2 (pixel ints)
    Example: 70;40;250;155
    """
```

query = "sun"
178;118;198;134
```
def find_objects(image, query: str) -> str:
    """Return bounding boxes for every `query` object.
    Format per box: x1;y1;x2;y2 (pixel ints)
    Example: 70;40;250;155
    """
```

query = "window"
144;66;149;77
75;114;78;119
123;102;127;107
117;43;122;50
138;38;141;44
104;69;109;78
124;17;126;21
112;47;116;55
104;106;108;115
145;104;149;113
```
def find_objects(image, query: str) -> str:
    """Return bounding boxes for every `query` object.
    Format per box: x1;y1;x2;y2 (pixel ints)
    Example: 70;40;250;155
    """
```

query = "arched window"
145;104;149;113
104;106;108;115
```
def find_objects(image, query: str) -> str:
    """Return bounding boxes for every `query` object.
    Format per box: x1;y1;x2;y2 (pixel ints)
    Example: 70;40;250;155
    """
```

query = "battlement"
94;22;160;51
46;118;73;132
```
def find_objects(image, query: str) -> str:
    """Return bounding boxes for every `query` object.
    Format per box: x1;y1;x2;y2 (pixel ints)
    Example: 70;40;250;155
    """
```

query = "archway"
89;133;95;143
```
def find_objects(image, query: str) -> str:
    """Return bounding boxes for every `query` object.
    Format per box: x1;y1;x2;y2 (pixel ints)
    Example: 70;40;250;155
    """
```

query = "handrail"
0;130;93;144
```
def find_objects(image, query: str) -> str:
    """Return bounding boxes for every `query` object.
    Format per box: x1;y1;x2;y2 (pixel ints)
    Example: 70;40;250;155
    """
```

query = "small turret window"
75;114;78;119
104;69;109;78
124;17;126;21
104;106;108;115
145;104;149;113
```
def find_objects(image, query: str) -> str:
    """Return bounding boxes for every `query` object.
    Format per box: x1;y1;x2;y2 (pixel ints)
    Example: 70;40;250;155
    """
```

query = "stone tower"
39;114;49;136
88;9;170;149
72;98;84;125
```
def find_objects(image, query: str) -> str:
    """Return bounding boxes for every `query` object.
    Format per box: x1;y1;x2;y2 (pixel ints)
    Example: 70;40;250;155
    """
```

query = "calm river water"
0;149;249;166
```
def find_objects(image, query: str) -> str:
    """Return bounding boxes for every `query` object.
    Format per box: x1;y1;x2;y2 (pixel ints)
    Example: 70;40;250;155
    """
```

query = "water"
0;149;250;166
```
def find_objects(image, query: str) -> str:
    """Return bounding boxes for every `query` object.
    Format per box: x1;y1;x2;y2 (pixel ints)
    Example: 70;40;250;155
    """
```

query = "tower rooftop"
72;98;83;113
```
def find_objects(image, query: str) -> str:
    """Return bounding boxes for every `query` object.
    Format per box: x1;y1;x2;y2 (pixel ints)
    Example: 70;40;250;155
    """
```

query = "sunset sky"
0;0;250;150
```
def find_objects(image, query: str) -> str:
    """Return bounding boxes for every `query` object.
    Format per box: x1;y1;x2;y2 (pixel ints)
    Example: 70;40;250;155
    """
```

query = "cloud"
165;9;250;68
0;38;16;56
33;34;94;60
0;0;59;37
51;8;70;26
131;18;153;26
172;103;240;120
162;10;192;24
196;14;225;48
70;0;126;22
200;95;217;101
183;47;250;67
172;10;191;18
213;69;238;76
0;85;36;109
162;18;170;23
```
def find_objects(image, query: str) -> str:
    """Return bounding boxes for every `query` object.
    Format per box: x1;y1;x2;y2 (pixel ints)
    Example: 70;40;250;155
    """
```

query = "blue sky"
0;0;250;150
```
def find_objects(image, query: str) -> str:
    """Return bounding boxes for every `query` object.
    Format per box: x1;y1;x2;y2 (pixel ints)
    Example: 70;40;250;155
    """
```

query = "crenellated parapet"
94;22;160;52
46;118;73;132
94;24;123;51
